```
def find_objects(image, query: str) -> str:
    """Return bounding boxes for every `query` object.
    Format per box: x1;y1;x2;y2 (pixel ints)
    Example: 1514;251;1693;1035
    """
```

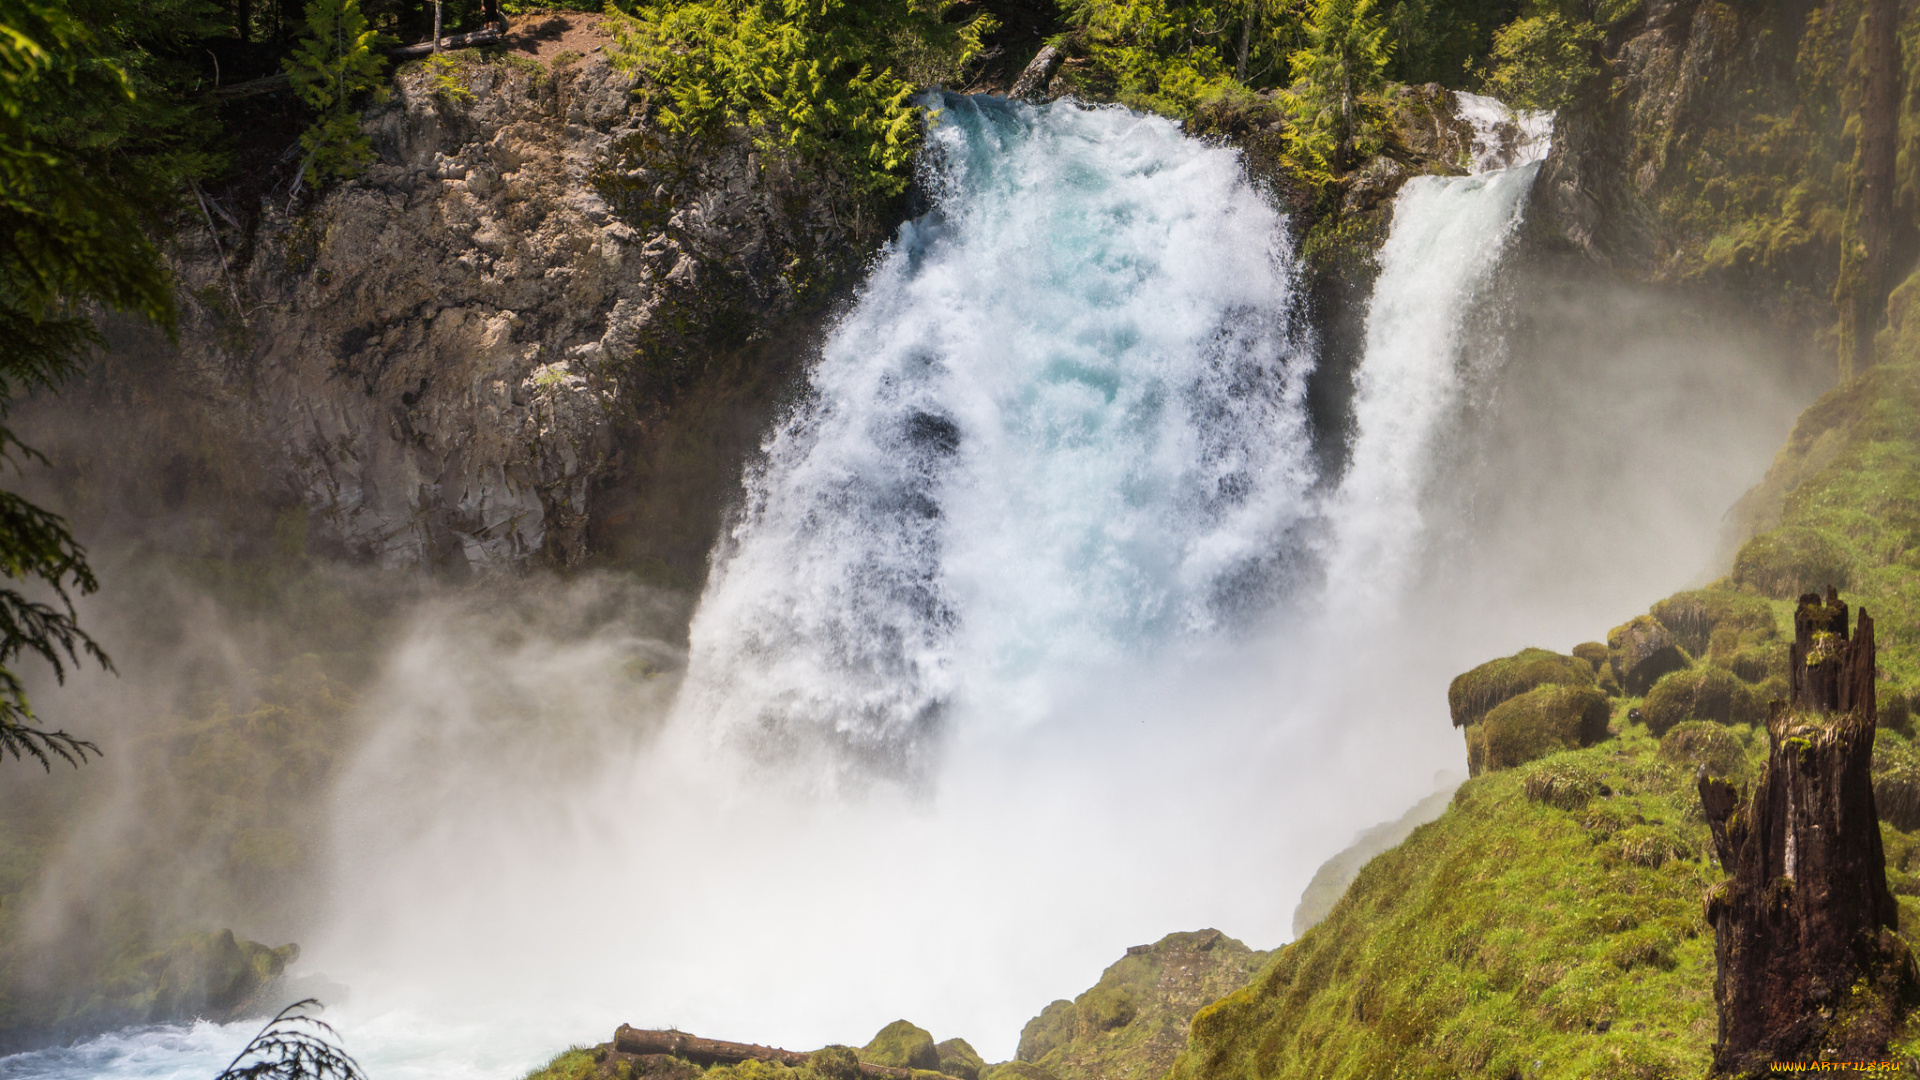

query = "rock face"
1607;614;1689;696
1013;930;1267;1080
1698;589;1917;1074
164;51;882;573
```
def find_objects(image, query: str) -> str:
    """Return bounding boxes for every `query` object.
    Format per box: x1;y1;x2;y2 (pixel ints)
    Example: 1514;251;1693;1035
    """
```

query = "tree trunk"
1835;0;1902;380
1699;588;1917;1075
432;0;443;53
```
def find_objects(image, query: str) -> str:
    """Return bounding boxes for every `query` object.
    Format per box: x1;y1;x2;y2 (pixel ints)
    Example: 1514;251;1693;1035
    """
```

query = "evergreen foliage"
1057;0;1309;116
214;999;368;1080
606;0;995;198
0;0;217;770
1279;0;1389;177
1477;9;1598;108
284;0;390;180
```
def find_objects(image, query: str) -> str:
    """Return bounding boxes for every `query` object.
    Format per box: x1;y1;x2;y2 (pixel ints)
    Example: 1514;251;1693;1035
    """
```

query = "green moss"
1472;684;1611;775
522;1048;604;1080
1657;720;1754;781
935;1039;984;1080
863;1021;940;1071
1731;524;1854;598
1447;647;1595;728
1648;588;1777;659
1641;667;1768;736
1015;930;1267;1080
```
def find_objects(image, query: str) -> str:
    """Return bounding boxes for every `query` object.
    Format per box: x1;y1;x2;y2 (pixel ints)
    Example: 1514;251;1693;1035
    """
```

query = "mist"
1;100;1823;1080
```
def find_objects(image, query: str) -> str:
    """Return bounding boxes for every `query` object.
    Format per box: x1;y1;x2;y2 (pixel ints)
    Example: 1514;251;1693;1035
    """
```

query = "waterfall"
675;94;1318;781
1320;95;1551;611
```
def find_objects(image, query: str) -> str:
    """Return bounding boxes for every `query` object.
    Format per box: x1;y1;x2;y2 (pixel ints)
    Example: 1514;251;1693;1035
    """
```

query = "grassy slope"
1168;337;1920;1077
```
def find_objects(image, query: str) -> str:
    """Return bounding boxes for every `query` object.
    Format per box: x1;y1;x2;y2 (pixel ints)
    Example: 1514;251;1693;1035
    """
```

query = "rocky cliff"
153;39;888;578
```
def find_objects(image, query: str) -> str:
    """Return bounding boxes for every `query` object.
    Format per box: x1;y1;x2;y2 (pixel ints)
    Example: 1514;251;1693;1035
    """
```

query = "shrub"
1478;12;1600;110
285;0;392;180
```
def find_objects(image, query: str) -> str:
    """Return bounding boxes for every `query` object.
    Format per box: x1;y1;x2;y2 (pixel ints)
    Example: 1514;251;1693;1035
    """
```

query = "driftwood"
207;26;506;99
1698;588;1919;1076
610;1027;926;1079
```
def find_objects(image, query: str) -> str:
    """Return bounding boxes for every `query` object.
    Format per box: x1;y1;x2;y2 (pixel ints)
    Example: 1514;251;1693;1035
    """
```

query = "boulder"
936;1040;984;1080
1641;667;1767;736
1008;46;1065;103
1731;525;1852;599
1471;684;1611;775
1606;615;1689;696
1447;648;1595;727
863;1022;940;1073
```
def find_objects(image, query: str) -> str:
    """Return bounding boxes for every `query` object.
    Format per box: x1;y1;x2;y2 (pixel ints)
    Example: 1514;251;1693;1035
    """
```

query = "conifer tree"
1282;0;1390;176
284;0;387;181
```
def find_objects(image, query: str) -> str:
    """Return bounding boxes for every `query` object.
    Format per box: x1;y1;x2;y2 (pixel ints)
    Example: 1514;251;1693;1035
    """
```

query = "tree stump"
1698;588;1917;1075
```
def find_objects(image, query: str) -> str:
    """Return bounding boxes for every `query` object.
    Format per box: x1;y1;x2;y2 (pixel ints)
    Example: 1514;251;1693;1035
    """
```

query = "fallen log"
387;27;503;59
206;26;506;99
610;1027;929;1079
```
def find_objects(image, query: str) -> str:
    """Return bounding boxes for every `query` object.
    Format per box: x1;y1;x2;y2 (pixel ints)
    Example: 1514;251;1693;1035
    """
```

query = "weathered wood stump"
1698;588;1918;1075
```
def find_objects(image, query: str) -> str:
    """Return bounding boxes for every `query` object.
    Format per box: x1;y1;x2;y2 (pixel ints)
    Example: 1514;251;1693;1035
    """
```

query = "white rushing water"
22;91;1768;1080
675;93;1317;783
1320;96;1549;611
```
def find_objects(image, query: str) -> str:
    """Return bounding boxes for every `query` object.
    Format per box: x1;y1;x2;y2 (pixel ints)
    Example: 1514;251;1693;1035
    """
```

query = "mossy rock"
1875;734;1920;833
1474;684;1611;775
1641;667;1767;736
1607;615;1690;696
1649;588;1776;658
864;1022;940;1072
1887;691;1914;737
1447;648;1595;728
1657;720;1749;778
1725;641;1787;684
1521;761;1607;811
1571;641;1608;672
935;1040;983;1080
1016;1000;1075;1063
809;1048;863;1080
1731;524;1852;599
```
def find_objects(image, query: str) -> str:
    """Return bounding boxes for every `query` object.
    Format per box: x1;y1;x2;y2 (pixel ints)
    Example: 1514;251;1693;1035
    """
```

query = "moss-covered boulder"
1640;667;1767;736
1447;648;1595;728
1731;524;1852;599
1886;690;1914;737
1649;588;1777;659
1467;685;1611;775
1606;615;1689;696
1657;720;1750;779
1571;641;1608;673
1013;930;1268;1080
935;1040;983;1080
864;1022;940;1072
1874;733;1920;833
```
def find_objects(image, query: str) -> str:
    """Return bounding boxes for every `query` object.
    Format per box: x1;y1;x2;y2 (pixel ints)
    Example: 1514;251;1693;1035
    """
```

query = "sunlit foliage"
606;0;996;197
284;0;391;180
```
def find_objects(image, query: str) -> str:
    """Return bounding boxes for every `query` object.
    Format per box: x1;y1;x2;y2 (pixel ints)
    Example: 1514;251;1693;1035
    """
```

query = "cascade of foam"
675;94;1317;778
1320;97;1551;611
